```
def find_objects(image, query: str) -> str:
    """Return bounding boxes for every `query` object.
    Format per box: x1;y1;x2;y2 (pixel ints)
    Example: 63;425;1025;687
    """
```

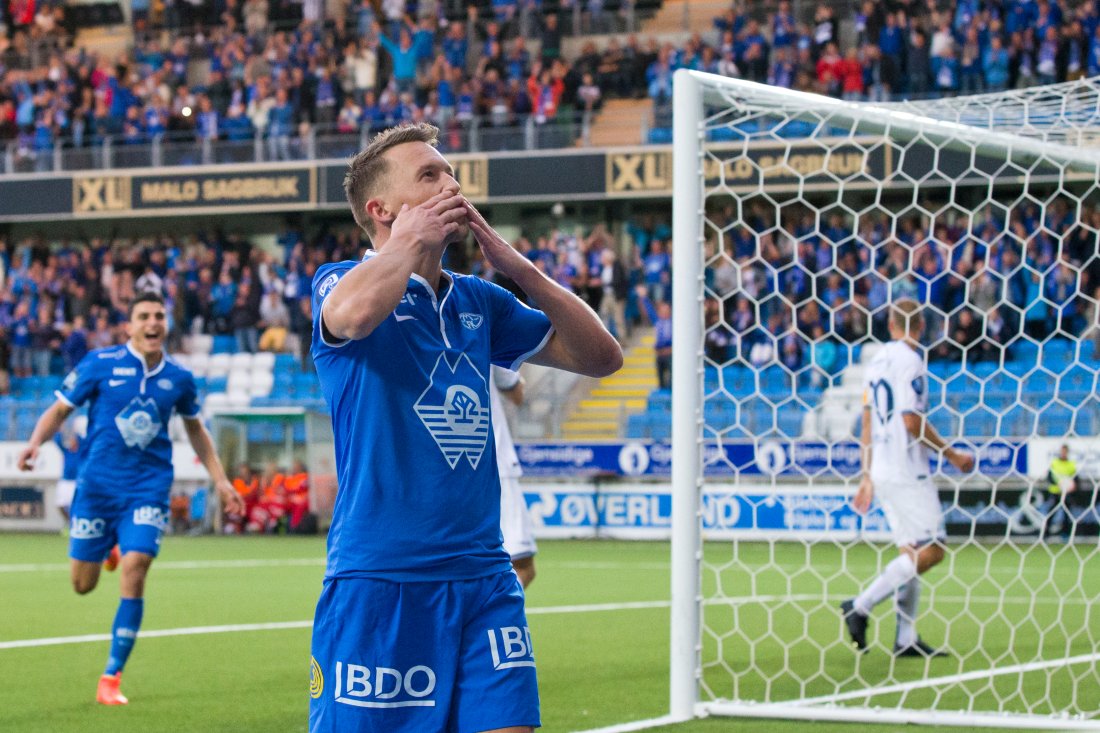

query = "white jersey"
862;341;930;485
491;366;522;479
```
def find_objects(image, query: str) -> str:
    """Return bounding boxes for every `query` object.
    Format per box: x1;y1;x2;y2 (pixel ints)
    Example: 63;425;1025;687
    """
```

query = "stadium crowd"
0;191;1096;395
3;0;1100;166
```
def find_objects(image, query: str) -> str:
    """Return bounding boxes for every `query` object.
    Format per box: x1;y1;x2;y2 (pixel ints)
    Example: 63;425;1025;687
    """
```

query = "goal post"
669;69;1100;729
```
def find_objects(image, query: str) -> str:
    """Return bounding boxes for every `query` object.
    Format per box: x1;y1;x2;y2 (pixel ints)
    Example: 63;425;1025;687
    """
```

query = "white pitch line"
0;599;678;651
0;558;327;573
793;652;1100;707
0;558;671;574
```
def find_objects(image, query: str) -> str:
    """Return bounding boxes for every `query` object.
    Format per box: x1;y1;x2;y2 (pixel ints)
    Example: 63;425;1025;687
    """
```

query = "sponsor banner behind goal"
516;440;1024;478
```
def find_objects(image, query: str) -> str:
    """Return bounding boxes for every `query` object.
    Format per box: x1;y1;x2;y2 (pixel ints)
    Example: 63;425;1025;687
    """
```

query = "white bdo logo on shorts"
70;516;107;539
333;662;436;709
487;626;535;670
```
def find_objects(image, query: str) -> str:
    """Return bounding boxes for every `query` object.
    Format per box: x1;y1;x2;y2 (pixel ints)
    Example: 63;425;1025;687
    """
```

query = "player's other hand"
390;190;468;252
947;448;975;473
17;444;38;471
464;198;530;279
215;479;245;515
852;474;873;514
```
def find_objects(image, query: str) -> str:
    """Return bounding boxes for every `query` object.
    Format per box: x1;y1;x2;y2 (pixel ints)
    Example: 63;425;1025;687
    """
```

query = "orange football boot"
103;545;121;572
96;673;128;705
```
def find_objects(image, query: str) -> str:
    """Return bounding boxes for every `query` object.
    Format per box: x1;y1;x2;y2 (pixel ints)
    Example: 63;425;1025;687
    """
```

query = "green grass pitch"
0;534;1093;732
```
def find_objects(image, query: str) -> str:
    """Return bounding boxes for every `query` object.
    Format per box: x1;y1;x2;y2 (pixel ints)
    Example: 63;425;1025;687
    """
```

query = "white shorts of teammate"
500;475;537;560
875;477;946;548
55;479;77;511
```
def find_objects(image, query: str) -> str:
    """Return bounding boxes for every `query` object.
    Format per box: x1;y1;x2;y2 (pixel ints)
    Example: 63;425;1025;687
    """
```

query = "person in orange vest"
226;463;259;534
248;462;288;533
285;459;311;532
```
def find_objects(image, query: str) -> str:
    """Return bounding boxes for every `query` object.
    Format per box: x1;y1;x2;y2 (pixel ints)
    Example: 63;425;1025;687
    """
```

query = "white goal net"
669;71;1100;730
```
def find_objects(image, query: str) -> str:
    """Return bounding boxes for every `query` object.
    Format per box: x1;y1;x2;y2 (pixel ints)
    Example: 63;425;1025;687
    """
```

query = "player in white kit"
491;366;537;588
842;299;974;657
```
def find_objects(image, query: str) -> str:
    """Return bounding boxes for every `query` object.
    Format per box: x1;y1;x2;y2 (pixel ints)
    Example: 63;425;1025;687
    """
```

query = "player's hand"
215;479;245;515
852;474;874;515
464;198;532;280
17;444;38;472
389;190;468;253
947;448;975;473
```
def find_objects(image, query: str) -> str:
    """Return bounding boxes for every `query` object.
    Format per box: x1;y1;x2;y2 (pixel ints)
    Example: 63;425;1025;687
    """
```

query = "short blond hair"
889;298;924;336
344;123;440;236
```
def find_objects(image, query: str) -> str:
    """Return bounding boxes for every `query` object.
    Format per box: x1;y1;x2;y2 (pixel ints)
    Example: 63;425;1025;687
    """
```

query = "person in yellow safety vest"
1042;444;1078;539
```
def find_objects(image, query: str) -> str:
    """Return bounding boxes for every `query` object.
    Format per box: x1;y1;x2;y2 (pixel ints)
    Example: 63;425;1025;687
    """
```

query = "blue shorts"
68;488;169;563
309;571;540;733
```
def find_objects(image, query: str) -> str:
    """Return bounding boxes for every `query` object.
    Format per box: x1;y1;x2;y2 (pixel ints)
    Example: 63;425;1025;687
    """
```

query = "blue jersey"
56;344;201;500
312;255;553;582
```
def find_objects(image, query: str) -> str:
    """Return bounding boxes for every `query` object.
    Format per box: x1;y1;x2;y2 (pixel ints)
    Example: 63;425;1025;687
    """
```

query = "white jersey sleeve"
490;366;523;479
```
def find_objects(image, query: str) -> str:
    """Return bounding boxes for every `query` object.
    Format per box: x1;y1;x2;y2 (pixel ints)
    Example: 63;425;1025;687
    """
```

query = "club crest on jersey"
114;396;162;450
413;353;490;470
157;378;173;390
459;312;483;330
317;273;340;298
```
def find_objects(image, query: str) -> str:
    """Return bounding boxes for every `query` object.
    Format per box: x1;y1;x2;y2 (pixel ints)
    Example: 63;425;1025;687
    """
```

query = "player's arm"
18;400;74;470
322;190;468;342
182;417;245;514
465;199;622;378
902;412;975;472
852;401;874;514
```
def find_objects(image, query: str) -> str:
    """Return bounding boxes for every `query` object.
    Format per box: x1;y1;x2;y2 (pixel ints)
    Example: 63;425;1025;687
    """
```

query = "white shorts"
55;479;76;509
875;477;946;548
500;475;537;560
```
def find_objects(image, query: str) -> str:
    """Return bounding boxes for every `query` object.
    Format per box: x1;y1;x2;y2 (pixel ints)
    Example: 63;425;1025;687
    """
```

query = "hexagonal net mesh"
671;72;1100;729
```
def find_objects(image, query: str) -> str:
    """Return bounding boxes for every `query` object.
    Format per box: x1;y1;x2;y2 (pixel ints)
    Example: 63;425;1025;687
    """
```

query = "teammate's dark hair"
128;291;166;318
344;123;440;238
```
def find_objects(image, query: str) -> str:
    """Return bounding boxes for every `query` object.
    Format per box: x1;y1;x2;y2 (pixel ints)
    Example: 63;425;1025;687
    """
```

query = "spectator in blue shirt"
984;35;1011;90
636;286;672;389
379;25;426;95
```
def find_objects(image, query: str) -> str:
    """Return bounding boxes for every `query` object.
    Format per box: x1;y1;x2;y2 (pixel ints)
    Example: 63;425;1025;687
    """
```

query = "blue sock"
105;598;144;676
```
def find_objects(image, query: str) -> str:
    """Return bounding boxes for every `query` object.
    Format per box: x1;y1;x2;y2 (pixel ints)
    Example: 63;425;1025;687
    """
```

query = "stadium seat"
274;354;298;373
187;352;209;377
248;372;275;398
207;354;231;378
203;392;231;414
184;334;213;355
1002;406;1036;437
252;352;276;372
227;369;251;394
1038;406;1073;436
1022;372;1056;396
212;335;236;354
230;353;253;372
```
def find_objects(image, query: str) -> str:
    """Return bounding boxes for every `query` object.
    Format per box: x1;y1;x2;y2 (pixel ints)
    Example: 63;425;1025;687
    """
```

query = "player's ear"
365;197;396;230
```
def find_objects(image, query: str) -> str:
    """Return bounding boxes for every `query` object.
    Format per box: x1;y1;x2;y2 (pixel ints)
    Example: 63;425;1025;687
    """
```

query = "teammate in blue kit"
308;123;622;733
18;292;243;705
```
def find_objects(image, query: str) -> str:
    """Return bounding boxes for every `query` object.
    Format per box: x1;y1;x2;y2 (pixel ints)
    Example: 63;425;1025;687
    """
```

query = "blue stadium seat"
961;408;998;437
970;362;997;379
274;354;298;373
1038;406;1073;436
647;389;672;412
1061;365;1096;392
211;335;236;354
1011;340;1040;366
1022;372;1056;396
1002;406;1036;437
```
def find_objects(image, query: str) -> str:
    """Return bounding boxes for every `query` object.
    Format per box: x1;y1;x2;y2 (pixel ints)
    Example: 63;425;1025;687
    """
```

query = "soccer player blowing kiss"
308;123;621;733
842;298;974;657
